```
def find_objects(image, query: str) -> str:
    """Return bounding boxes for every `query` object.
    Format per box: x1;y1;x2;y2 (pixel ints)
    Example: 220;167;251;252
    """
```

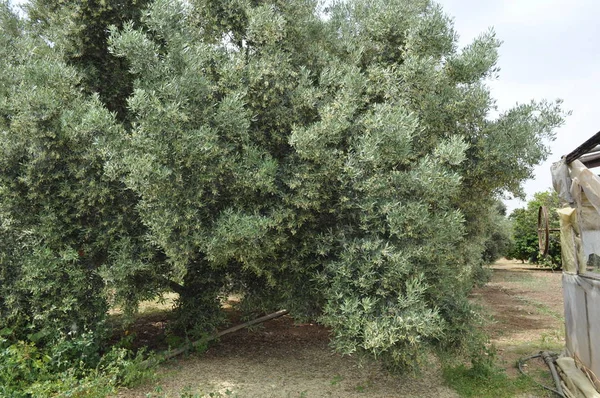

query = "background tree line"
480;190;562;269
505;190;562;268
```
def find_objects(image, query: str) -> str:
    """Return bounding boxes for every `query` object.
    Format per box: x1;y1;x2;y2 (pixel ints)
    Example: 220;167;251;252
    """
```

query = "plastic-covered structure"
552;132;600;390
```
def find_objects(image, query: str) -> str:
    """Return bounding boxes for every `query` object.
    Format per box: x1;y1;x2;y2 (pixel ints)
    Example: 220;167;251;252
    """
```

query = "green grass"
493;270;537;283
329;374;344;385
507;330;564;358
514;295;563;320
442;363;547;398
491;269;559;292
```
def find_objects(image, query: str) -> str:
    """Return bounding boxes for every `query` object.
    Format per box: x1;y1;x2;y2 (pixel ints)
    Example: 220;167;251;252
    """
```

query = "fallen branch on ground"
142;309;290;367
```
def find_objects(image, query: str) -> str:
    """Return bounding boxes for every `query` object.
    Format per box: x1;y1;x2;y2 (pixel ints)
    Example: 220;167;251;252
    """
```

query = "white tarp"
553;158;600;390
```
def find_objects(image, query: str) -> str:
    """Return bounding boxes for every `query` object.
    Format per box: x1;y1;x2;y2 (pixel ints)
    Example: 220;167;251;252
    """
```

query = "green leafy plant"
0;336;154;397
330;374;344;385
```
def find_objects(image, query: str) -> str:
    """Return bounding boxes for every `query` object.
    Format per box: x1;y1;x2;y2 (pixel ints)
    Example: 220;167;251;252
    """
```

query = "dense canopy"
0;0;564;371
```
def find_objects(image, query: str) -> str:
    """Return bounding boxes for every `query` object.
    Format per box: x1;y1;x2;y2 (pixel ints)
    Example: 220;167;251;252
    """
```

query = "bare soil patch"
116;313;458;398
473;259;564;383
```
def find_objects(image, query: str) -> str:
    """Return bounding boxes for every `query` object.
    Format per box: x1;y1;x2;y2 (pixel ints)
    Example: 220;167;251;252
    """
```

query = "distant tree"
507;190;561;268
482;201;513;264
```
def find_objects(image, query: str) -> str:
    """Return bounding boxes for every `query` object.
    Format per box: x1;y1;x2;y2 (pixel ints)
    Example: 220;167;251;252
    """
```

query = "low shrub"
0;336;154;398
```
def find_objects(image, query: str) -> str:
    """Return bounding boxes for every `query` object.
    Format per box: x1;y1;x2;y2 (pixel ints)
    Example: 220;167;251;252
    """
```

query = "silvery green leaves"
445;30;501;83
355;103;418;168
0;2;149;345
106;0;564;370
246;4;286;46
0;0;566;373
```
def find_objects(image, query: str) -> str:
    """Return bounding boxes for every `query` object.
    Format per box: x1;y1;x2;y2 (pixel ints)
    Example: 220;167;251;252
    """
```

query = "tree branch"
160;276;185;296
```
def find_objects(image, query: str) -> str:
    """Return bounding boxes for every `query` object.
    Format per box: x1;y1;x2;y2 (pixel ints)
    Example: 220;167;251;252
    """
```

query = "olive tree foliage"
481;201;513;265
102;0;565;368
26;0;151;122
0;0;565;371
0;1;162;346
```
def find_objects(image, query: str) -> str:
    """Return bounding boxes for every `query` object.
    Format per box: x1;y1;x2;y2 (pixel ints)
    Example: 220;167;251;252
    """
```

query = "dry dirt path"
116;259;565;398
472;259;565;380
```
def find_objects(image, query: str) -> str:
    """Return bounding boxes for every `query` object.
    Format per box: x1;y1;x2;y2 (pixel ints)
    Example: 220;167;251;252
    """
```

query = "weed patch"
442;362;542;398
0;337;156;397
514;295;563;320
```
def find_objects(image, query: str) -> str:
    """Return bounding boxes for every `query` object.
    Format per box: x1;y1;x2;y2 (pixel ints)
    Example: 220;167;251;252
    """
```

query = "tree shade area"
0;0;565;382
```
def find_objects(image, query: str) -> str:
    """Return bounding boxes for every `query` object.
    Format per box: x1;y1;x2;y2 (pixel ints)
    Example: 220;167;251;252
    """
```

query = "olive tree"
103;0;564;369
26;0;151;122
0;1;161;347
482;201;513;265
0;0;565;372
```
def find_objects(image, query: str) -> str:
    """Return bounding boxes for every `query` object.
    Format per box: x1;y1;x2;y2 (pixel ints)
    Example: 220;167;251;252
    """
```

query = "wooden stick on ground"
143;309;289;366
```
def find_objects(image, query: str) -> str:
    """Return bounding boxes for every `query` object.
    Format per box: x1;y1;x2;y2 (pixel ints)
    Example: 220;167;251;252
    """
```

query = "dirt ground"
115;259;565;398
472;259;564;379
